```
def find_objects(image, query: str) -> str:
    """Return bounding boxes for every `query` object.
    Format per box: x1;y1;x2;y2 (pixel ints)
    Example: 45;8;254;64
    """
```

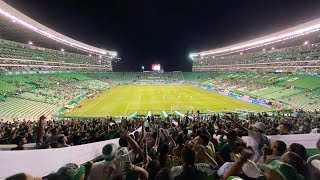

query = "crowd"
1;110;320;180
0;116;140;148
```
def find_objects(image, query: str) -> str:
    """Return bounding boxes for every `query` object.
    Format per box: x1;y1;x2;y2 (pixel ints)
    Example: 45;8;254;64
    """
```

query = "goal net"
171;106;194;114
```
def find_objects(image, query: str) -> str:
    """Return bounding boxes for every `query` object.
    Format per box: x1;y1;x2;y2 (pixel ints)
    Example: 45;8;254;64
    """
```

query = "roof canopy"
0;1;117;57
191;17;320;58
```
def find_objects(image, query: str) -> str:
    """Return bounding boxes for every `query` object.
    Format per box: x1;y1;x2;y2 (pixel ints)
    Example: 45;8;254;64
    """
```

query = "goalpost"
171;106;194;114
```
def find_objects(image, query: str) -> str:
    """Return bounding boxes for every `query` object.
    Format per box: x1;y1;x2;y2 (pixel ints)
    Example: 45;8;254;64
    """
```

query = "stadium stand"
0;39;114;71
0;1;320;180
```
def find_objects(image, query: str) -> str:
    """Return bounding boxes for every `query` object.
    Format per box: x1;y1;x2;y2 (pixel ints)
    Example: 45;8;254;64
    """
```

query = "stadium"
0;1;319;180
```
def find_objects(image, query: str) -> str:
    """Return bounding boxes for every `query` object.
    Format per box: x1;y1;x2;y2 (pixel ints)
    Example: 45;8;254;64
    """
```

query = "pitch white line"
78;87;118;116
124;103;130;116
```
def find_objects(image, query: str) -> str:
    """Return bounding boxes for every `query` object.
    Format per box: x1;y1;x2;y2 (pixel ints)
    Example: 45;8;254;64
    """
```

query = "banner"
0;127;141;179
193;84;271;108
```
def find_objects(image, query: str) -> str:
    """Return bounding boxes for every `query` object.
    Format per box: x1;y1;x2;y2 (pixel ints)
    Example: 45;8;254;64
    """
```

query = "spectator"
173;133;185;158
11;136;27;150
88;133;143;180
155;168;173;180
260;140;287;164
56;163;85;180
230;115;269;162
58;135;70;147
157;142;173;168
306;138;320;180
280;151;306;176
288;143;308;161
171;145;216;179
145;160;161;180
46;128;64;144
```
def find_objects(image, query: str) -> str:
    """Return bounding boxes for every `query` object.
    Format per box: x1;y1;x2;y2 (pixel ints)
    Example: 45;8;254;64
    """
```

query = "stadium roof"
190;17;320;58
0;1;117;57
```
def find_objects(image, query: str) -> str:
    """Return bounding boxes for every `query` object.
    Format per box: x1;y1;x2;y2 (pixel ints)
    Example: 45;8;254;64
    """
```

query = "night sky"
4;0;320;71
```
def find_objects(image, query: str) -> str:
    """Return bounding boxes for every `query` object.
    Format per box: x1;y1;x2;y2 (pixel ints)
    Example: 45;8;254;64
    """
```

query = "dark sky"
5;0;320;71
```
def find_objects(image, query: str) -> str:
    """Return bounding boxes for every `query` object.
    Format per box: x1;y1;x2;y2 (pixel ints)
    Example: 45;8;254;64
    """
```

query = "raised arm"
110;117;120;130
126;132;144;155
138;120;145;144
162;129;176;147
228;116;248;132
223;149;253;180
131;164;149;180
248;113;254;129
196;145;218;166
36;115;46;143
106;117;110;134
153;128;160;149
223;158;247;179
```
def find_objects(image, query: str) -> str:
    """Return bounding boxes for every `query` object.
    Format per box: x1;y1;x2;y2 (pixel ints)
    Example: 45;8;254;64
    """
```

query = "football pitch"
64;84;272;117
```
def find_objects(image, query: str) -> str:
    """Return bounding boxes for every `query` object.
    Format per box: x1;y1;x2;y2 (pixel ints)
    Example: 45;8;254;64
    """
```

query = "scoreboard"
152;64;161;71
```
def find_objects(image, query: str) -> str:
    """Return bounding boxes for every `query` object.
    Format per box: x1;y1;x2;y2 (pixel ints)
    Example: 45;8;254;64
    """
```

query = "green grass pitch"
63;84;272;117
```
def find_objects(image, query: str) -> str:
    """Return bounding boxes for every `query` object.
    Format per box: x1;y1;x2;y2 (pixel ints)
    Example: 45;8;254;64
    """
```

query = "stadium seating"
0;97;54;120
191;71;319;111
182;72;219;82
280;92;320;111
280;76;320;89
0;70;319;121
0;39;113;71
192;43;320;71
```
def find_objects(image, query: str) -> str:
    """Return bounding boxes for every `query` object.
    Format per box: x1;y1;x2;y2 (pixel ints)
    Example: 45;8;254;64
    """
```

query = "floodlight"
89;54;92;57
61;48;64;52
263;49;266;51
304;41;309;45
240;52;243;55
28;41;33;45
272;47;275;50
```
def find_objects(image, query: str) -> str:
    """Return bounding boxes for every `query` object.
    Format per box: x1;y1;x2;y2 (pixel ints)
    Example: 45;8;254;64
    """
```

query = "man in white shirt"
88;133;143;180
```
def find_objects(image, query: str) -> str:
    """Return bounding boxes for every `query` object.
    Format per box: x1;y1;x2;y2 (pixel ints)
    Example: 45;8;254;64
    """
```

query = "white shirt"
88;150;136;180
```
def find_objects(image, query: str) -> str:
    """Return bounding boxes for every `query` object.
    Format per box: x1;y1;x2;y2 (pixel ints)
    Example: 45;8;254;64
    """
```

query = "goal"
171;106;194;114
